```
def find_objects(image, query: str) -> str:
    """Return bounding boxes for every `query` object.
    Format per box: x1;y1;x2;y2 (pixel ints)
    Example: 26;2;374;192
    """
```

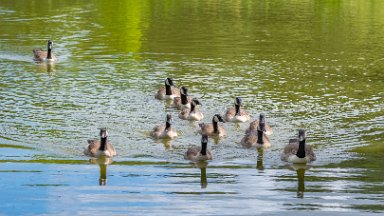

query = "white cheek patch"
213;116;219;122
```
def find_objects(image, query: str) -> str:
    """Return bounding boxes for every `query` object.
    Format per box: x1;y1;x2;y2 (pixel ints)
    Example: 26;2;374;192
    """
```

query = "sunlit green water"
0;0;383;215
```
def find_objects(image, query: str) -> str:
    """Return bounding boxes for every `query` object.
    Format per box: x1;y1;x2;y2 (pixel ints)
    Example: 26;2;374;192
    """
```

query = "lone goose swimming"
155;78;180;100
84;128;116;158
241;120;271;149
245;113;273;135
150;114;178;139
198;114;226;137
281;129;316;164
33;40;57;62
224;97;250;122
184;134;212;162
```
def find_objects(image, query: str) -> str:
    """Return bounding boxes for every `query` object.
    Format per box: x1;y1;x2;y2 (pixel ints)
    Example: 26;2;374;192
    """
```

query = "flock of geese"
33;40;316;165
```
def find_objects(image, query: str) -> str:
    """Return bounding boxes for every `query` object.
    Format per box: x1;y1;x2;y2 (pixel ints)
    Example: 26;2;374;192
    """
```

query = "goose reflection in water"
155;139;173;150
35;62;56;75
89;156;113;186
194;161;208;189
287;164;311;198
256;148;264;171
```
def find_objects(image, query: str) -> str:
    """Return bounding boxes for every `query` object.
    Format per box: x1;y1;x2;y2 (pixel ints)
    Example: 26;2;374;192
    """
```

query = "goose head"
201;134;208;144
180;86;189;105
191;98;201;106
298;129;306;142
98;128;108;151
99;128;108;138
165;78;175;86
47;40;54;59
180;86;189;95
47;40;53;51
257;121;266;144
190;98;202;111
235;97;243;106
296;129;307;158
234;97;243;115
200;134;209;156
259;113;266;123
165;114;172;130
212;114;225;124
258;113;267;132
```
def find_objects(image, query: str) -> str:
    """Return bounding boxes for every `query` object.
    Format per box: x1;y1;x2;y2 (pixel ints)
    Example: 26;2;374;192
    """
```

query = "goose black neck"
190;102;196;113
296;139;306;158
165;121;171;131
200;142;207;155
99;137;107;151
212;120;219;133
47;45;52;59
181;94;188;105
257;129;264;144
165;83;172;95
235;104;240;116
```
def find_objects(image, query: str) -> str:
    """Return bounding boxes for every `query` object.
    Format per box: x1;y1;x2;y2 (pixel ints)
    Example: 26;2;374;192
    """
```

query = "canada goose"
150;114;178;139
198;114;226;137
173;86;191;110
224;97;250;122
281;129;316;163
179;98;204;121
84;128;116;158
155;78;180;100
33;40;57;62
184;134;212;162
245;113;273;135
241;121;271;148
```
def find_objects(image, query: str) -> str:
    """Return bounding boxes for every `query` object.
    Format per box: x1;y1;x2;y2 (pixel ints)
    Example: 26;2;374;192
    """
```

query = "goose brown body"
33;40;57;62
155;78;180;100
184;135;212;162
224;97;250;122
84;128;116;158
281;130;316;163
241;121;271;148
245;113;272;135
179;98;204;121
198;114;226;137
173;86;192;110
150;114;177;139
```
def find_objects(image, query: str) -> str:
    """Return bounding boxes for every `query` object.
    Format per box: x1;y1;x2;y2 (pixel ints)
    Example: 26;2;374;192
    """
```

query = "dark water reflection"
0;0;383;215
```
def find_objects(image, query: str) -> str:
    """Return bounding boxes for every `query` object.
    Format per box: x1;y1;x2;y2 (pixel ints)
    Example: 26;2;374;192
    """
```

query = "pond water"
0;0;383;215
